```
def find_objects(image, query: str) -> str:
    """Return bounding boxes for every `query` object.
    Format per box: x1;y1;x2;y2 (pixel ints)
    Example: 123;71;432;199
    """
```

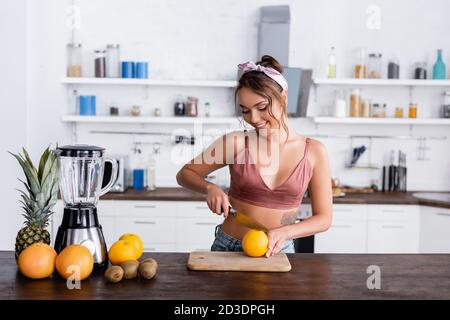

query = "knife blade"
223;206;267;232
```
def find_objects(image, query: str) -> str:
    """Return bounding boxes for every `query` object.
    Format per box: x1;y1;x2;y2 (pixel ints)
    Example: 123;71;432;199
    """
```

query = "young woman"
176;55;332;257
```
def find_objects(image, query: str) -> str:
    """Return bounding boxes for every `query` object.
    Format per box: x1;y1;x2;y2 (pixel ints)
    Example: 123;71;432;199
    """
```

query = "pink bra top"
228;135;313;210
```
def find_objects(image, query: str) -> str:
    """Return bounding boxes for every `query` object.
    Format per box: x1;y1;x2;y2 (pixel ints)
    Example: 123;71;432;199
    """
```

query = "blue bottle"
132;169;145;190
433;49;446;80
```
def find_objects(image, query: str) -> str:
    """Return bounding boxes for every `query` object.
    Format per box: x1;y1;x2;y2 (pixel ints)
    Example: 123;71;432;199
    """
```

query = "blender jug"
54;145;118;269
57;145;118;206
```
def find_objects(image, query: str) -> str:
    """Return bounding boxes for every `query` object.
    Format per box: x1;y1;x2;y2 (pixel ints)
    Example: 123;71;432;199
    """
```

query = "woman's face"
238;87;287;131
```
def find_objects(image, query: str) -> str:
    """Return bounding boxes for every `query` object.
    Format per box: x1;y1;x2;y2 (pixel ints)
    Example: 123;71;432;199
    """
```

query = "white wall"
0;0;28;250
25;0;450;191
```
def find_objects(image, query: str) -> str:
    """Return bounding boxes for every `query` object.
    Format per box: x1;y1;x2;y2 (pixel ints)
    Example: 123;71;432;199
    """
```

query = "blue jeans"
211;224;295;253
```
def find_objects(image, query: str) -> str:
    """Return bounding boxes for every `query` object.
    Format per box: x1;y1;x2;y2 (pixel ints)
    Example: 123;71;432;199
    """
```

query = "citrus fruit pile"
18;243;94;280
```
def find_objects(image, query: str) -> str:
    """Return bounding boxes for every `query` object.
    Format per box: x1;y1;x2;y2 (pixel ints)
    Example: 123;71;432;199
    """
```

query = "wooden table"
2;251;450;300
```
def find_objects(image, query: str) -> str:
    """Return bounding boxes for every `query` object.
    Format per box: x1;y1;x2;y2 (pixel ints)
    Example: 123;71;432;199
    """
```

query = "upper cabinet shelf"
61;77;238;88
313;78;450;87
61;115;240;124
313;117;450;125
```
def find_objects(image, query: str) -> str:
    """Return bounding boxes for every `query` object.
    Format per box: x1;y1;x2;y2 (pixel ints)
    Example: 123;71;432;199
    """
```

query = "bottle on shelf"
326;46;337;79
146;143;160;191
146;153;156;191
433;49;446;80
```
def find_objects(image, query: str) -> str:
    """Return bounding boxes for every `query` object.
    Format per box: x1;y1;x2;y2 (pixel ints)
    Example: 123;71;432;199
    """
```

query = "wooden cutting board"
187;251;292;272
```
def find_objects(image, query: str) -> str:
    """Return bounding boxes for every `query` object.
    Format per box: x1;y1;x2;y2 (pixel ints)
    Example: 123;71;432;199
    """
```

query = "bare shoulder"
217;130;247;162
307;138;329;166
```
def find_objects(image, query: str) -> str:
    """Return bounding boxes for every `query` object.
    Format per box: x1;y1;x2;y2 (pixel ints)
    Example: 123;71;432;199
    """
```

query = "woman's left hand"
265;227;290;258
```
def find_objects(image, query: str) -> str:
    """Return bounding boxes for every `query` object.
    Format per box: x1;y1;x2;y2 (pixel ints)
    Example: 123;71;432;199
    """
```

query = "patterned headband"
237;61;288;91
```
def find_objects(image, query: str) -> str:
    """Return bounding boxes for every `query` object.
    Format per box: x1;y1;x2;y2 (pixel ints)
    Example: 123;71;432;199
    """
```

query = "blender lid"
57;145;105;157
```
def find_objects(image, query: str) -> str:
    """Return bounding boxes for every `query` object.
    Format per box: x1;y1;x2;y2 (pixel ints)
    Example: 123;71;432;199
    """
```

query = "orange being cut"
242;229;269;257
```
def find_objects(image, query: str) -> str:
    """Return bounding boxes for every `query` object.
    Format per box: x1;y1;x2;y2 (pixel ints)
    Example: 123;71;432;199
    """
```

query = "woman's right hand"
206;184;231;218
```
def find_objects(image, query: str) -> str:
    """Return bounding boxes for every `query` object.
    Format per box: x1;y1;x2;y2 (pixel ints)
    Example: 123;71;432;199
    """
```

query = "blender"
54;145;118;269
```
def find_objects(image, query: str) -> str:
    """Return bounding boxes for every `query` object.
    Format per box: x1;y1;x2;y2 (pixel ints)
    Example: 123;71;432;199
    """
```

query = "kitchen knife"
222;206;268;232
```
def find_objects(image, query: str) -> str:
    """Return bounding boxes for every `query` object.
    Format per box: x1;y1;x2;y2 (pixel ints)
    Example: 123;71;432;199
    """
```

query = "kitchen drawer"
176;217;222;244
367;219;419;253
177;201;217;218
142;243;176;253
113;201;176;217
314;220;367;253
332;204;367;221
420;206;450;253
115;217;176;244
368;205;420;221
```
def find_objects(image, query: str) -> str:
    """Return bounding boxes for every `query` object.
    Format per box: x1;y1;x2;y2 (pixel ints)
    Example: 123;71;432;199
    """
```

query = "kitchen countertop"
2;251;450;300
101;188;450;209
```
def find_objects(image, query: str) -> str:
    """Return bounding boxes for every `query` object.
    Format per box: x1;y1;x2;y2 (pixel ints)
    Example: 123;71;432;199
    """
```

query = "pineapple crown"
9;146;59;228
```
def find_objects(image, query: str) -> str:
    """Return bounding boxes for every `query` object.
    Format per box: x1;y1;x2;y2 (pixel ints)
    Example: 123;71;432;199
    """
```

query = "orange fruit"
108;240;138;265
55;244;94;280
242;229;269;257
18;243;57;279
119;234;143;259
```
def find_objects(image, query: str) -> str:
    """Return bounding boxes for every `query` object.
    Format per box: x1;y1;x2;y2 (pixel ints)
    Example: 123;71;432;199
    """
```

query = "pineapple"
10;147;59;260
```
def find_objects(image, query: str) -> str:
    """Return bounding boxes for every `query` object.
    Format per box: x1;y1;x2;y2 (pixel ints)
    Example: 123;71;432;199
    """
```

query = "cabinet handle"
144;248;156;251
195;222;217;226
331;224;353;228
134;205;157;209
195;206;209;210
333;208;353;212
381;209;405;213
382;225;404;229
436;212;450;217
134;221;156;225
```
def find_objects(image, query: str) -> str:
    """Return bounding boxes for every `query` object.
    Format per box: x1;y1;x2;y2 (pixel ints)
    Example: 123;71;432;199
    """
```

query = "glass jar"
394;106;404;118
360;99;371;117
94;50;106;78
67;43;82;77
414;62;427;79
106;44;120;78
354;47;367;79
333;89;347;118
388;58;400;79
372;103;386;118
186;96;198;117
350;88;361;117
408;102;417;118
441;91;450;118
367;53;382;79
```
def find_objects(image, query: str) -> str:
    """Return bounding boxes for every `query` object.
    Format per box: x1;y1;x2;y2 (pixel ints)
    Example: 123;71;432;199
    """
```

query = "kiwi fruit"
138;258;158;280
120;260;139;279
104;266;124;283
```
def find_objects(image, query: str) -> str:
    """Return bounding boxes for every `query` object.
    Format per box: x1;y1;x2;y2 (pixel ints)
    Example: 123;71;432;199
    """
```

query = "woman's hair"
235;55;289;137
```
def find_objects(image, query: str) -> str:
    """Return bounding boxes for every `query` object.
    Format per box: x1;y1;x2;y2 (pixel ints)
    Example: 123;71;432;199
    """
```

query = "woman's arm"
176;131;244;217
266;139;333;256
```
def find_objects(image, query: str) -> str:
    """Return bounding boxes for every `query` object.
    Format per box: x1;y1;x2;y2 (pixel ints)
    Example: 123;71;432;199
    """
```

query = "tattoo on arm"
280;212;298;226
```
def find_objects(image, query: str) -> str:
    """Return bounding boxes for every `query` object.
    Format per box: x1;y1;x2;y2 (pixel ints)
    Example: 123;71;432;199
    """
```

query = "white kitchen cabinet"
367;205;420;253
420;206;450;253
314;205;368;253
